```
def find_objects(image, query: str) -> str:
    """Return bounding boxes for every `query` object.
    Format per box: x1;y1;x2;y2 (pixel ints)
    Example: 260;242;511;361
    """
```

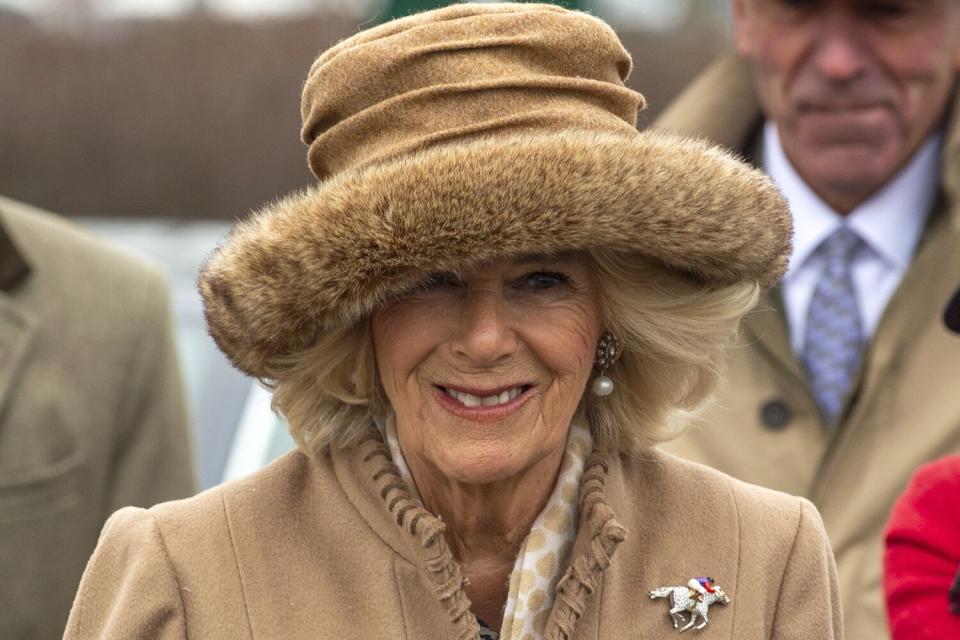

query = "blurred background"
0;0;734;489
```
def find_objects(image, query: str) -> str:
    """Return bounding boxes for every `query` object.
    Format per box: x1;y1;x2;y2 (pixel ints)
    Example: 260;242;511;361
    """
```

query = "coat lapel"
335;429;481;639
544;452;626;639
941;90;960;218
600;450;740;639
741;290;807;387
860;200;960;386
0;213;37;419
0;293;37;420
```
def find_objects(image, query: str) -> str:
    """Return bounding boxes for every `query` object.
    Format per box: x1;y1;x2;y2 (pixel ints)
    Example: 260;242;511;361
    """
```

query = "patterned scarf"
383;415;591;640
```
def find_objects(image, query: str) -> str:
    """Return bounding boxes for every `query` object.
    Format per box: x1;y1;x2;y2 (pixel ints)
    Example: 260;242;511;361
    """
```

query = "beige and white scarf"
383;415;591;640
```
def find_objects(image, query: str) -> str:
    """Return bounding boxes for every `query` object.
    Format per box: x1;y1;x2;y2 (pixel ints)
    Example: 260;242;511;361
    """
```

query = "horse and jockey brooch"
649;576;731;632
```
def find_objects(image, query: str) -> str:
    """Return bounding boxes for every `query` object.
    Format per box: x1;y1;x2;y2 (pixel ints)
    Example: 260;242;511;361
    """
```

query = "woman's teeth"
444;386;524;408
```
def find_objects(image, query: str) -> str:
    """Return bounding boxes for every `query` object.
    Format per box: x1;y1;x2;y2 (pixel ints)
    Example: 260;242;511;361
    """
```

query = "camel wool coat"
0;196;195;640
65;428;842;639
655;54;960;640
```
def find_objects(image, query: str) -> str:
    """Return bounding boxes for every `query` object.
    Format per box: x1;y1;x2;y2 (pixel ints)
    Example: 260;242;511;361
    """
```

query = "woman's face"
371;254;604;487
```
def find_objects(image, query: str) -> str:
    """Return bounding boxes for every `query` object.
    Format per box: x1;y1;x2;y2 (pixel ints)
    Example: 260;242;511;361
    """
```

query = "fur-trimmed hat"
199;3;792;379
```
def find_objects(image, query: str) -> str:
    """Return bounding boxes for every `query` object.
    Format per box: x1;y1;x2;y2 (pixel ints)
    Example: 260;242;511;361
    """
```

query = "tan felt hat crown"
199;2;792;379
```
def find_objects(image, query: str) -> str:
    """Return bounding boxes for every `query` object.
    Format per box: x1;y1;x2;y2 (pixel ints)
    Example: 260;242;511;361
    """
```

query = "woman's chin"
404;401;568;489
433;449;527;487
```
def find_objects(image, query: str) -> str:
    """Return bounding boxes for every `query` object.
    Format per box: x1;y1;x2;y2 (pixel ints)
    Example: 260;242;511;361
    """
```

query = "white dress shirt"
763;121;942;356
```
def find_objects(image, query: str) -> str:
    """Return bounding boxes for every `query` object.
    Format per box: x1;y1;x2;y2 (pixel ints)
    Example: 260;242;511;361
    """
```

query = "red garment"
885;455;960;639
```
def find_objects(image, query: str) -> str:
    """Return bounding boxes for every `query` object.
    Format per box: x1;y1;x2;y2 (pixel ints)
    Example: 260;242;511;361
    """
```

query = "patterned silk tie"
802;226;865;426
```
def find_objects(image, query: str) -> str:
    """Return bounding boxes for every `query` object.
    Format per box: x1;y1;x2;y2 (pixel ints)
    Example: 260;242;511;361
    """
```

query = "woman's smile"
432;383;534;423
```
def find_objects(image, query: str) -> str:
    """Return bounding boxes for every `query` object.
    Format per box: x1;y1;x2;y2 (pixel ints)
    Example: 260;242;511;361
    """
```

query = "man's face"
733;0;960;213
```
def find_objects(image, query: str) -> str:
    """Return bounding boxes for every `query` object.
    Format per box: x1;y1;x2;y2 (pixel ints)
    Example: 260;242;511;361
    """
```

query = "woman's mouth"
442;385;526;407
433;384;533;421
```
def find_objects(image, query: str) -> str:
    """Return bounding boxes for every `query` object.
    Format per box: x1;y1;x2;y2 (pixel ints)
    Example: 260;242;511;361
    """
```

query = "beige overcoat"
655;54;960;640
65;428;841;639
0;196;196;640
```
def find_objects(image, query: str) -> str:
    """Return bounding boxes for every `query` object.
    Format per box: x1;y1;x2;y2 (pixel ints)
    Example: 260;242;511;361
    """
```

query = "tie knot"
819;225;863;263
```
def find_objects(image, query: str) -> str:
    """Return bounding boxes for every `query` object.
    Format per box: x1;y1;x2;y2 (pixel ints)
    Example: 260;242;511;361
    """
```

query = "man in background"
0;195;195;639
656;1;960;637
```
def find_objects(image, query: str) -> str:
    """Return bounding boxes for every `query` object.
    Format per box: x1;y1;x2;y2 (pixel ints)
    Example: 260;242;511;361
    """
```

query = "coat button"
760;400;791;429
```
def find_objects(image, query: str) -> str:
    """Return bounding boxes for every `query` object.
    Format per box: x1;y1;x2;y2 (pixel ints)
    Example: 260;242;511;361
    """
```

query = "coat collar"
0;218;31;293
331;427;627;639
331;429;748;638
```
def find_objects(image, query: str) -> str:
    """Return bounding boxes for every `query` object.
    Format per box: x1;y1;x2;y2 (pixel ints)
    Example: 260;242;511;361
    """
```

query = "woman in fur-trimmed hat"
65;4;841;639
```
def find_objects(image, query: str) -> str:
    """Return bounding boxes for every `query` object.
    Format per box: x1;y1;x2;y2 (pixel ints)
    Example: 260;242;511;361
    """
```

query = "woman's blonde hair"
265;250;759;457
584;249;759;452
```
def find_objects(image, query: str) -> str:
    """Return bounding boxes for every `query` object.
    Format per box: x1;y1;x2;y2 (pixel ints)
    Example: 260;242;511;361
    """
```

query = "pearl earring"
592;332;619;397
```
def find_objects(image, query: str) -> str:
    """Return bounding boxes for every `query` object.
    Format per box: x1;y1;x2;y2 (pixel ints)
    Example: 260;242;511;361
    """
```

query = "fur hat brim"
200;130;791;378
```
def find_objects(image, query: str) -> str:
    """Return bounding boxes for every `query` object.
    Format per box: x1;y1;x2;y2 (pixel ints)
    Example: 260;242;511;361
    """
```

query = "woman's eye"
521;271;570;291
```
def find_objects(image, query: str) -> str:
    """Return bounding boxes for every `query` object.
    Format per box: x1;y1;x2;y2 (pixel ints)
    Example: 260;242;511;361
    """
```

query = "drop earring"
592;332;619;397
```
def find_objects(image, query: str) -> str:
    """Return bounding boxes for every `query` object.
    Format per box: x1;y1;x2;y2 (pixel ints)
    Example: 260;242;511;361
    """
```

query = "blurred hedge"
0;9;727;219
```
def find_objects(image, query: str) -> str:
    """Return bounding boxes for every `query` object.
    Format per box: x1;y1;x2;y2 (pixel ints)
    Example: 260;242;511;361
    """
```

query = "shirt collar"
763;121;941;280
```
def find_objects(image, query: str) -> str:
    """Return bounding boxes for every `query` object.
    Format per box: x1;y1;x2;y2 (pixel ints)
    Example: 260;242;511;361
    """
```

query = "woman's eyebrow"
509;251;576;265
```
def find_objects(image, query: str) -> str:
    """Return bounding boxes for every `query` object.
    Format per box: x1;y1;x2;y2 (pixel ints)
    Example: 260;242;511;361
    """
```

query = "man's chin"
790;145;897;210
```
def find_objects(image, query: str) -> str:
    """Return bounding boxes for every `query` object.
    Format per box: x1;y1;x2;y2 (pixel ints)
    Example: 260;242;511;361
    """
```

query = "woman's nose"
450;290;519;365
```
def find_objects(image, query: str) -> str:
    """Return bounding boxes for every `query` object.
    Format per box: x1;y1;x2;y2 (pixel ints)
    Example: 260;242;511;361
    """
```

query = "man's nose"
450;290;519;365
810;20;869;83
